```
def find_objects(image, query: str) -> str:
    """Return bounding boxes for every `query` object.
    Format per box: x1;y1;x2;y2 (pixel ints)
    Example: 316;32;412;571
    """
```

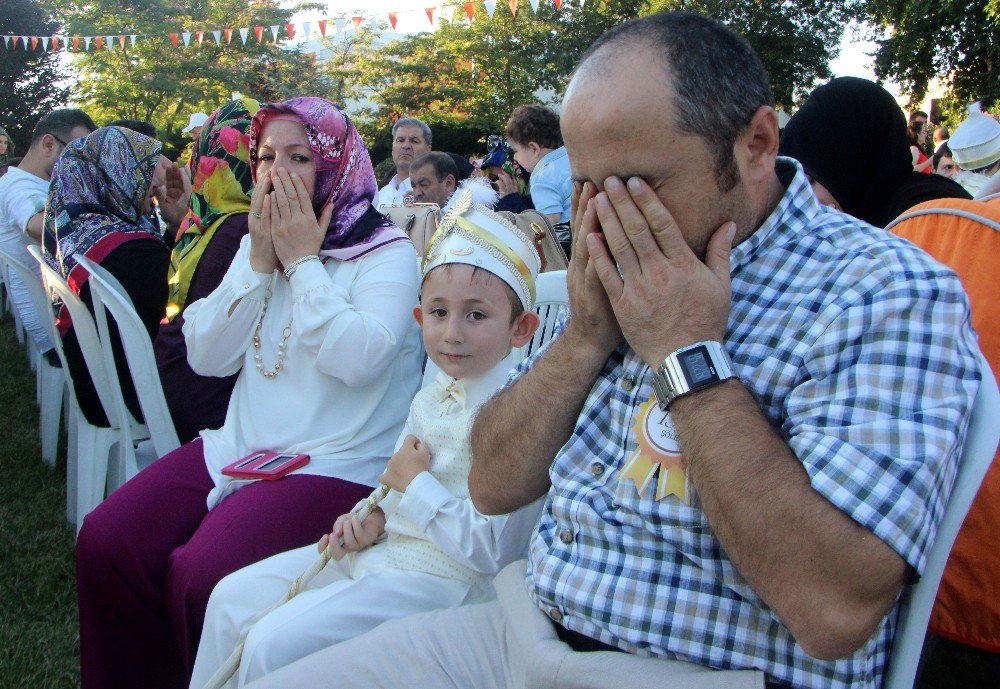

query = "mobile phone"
221;451;311;480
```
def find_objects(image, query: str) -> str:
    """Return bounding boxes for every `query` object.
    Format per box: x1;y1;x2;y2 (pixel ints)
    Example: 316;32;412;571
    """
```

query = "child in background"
190;190;543;689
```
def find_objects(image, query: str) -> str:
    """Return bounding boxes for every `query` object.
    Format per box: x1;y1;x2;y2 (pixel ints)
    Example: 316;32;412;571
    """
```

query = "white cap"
949;102;1000;171
422;188;540;310
182;112;209;133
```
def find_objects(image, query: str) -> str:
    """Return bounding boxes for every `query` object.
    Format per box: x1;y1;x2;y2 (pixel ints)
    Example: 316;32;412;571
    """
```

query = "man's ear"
736;106;780;187
412;304;424;326
446;174;456;194
509;310;540;348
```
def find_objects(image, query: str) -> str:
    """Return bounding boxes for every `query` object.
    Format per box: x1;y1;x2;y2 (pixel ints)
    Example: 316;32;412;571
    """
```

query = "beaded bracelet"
283;254;321;280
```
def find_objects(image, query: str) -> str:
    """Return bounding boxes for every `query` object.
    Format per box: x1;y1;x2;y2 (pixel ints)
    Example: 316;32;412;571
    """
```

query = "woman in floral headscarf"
76;98;423;689
154;98;260;443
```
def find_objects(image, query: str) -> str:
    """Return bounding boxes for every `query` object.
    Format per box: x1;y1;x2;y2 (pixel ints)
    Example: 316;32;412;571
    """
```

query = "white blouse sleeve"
182;235;273;377
286;242;419;387
394;473;545;576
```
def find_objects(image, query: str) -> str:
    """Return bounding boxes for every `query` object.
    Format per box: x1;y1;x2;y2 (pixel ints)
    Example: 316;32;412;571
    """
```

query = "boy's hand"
379;435;431;493
318;508;386;560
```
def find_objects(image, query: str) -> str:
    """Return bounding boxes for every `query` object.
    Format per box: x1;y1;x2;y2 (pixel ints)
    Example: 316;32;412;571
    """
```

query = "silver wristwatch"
651;341;735;411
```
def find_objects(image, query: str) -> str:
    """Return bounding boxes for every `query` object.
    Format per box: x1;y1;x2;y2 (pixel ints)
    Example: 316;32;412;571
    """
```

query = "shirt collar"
434;350;519;411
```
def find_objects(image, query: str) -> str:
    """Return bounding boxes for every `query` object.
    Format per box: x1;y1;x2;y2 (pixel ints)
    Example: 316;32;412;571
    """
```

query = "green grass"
0;311;993;689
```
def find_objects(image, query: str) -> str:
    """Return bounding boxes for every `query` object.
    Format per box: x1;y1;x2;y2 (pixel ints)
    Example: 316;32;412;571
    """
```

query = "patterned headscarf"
0;126;12;168
167;98;260;319
249;97;407;261
42;126;165;333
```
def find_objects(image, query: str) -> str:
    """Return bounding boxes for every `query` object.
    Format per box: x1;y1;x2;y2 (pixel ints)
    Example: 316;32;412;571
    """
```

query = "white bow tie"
436;375;467;411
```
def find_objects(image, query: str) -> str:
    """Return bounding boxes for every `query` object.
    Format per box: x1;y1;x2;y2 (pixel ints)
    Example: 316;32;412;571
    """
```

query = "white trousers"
244;560;766;689
190;544;473;689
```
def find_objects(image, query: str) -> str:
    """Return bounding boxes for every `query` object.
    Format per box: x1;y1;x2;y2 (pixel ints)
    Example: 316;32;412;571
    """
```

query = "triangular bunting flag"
212;30;222;45
352;16;362;32
253;26;264;42
170;33;178;47
73;36;80;50
118;35;126;49
196;30;204;45
85;36;92;50
224;28;233;44
181;32;191;47
335;18;345;35
484;0;496;18
387;13;398;30
52;36;60;51
426;7;435;24
302;22;312;39
30;37;39;50
529;0;539;12
1;36;8;48
369;16;378;31
464;2;475;20
129;34;137;48
41;36;49;50
269;25;280;40
105;36;113;51
239;27;248;44
285;23;295;40
508;0;517;16
318;20;328;36
554;0;562;8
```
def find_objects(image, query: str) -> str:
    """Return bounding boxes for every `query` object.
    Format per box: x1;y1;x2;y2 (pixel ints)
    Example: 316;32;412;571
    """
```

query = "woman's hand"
318;508;386;560
269;167;334;267
493;168;518;197
249;170;278;274
379;435;431;493
152;158;192;231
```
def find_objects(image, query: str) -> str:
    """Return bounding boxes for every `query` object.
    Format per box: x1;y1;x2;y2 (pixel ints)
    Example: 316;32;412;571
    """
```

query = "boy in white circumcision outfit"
191;190;544;689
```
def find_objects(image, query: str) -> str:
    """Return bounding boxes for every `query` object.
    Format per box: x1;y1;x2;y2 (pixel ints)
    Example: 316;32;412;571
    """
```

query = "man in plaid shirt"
246;11;980;689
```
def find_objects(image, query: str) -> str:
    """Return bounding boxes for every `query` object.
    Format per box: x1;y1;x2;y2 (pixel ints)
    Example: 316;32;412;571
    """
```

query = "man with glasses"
0;108;96;358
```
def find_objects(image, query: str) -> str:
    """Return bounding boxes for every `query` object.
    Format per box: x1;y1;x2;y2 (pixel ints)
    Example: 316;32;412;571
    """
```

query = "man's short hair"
934;126;949;141
505;105;562;150
412;151;457;181
578;11;774;191
106;119;158;138
392;117;432;145
31;108;98;145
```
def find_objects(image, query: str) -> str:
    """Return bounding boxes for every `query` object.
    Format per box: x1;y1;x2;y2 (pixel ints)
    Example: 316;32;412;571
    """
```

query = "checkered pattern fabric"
519;160;981;689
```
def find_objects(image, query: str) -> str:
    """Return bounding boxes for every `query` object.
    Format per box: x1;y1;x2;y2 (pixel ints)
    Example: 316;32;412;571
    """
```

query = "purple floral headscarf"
249;97;407;260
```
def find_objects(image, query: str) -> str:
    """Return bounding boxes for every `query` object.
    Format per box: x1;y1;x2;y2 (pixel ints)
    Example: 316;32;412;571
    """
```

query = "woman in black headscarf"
779;77;970;227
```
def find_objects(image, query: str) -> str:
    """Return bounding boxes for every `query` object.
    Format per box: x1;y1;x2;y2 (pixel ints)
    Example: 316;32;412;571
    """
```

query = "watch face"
678;346;718;387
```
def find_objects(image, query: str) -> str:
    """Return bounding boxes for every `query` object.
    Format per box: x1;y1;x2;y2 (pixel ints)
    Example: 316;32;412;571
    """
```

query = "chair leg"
66;403;79;527
73;422;119;535
38;358;64;467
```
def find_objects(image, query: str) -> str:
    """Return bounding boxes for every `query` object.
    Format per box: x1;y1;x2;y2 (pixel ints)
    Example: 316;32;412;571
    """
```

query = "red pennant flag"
464;2;475;20
254;25;264;42
352;16;363;32
387;13;398;30
318;20;328;36
94;36;104;49
170;33;178;47
195;30;204;45
118;35;126;49
224;28;233;43
508;0;517;16
51;36;59;51
30;36;39;50
73;36;81;50
426;7;435;24
285;23;295;39
554;0;562;7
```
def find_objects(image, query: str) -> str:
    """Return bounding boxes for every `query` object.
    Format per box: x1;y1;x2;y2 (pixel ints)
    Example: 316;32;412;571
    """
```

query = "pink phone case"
221;451;311;480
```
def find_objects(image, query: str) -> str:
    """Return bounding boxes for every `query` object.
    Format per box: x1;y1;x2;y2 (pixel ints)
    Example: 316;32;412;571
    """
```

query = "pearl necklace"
253;288;293;378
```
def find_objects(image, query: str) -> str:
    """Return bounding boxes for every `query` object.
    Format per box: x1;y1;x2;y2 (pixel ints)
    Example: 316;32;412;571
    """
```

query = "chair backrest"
420;270;569;389
73;254;180;458
0;248;69;372
26;244;125;432
883;354;1000;689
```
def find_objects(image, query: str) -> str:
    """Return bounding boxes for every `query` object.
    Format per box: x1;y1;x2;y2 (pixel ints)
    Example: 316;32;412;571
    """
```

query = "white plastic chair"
0;248;66;466
74;254;180;459
883;354;1000;689
28;245;147;531
0;250;28;347
420;270;569;389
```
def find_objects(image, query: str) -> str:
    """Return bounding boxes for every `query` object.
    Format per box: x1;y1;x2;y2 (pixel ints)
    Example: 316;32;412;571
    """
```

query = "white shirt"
376;176;412;209
182;236;424;509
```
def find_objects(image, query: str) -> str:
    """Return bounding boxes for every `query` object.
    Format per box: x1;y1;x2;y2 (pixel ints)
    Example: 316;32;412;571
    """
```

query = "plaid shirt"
519;160;980;689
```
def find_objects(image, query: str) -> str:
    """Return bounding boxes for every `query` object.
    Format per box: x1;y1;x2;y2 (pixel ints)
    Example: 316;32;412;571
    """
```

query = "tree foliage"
0;0;70;153
856;0;1000;115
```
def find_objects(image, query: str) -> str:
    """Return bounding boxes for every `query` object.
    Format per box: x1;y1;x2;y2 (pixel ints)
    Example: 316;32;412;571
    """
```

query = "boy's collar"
435;350;519;410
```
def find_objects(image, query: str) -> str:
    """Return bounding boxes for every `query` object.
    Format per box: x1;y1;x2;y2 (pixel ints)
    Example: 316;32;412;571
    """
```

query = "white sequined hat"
949;103;1000;171
422;188;540;310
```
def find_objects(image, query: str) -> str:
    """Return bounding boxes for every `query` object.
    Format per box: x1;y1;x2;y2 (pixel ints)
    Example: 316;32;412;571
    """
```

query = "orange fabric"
889;198;1000;652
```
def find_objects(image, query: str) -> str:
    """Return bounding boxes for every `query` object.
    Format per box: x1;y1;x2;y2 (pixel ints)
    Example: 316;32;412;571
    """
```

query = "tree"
856;0;1000;116
0;0;70;153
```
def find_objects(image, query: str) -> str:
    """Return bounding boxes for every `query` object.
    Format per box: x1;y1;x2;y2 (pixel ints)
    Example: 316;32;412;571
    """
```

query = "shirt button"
559;529;574;544
243;283;251;290
590;462;605;477
548;607;564;623
619;377;634;392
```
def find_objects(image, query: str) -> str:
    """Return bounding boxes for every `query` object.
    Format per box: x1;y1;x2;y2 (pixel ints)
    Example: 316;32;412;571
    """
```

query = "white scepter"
201;482;391;689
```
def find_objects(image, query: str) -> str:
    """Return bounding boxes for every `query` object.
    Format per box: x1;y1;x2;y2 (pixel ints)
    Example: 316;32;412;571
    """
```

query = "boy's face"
415;264;528;380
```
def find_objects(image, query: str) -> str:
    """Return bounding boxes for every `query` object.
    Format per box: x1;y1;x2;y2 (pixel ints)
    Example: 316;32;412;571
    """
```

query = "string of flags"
1;0;584;51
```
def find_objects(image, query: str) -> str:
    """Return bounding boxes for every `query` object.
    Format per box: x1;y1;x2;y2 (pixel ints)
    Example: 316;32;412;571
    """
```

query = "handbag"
380;201;441;259
496;209;569;273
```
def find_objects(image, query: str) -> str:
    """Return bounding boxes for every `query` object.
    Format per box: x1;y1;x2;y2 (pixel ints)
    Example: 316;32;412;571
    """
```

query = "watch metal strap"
652;341;734;411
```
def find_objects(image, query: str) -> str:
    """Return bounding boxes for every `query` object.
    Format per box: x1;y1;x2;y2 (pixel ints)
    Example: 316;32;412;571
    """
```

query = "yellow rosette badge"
620;396;689;503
